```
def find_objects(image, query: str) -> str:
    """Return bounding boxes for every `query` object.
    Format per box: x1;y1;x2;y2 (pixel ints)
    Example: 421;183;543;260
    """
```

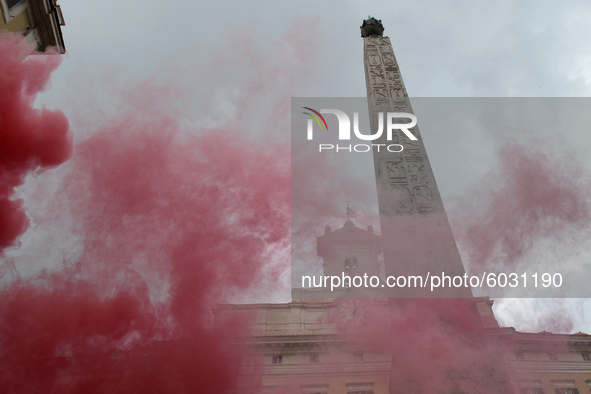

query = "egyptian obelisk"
361;17;472;298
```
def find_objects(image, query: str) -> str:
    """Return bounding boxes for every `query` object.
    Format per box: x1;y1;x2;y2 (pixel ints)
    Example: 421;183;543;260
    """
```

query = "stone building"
1;0;65;55
215;215;591;394
497;328;591;394
214;218;394;393
213;18;591;394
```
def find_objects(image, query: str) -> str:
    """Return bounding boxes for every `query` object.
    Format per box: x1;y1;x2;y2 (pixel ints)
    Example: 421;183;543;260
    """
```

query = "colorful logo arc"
302;107;328;131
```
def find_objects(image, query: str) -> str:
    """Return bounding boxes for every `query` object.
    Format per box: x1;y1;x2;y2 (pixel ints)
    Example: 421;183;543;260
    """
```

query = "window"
344;257;358;269
515;351;525;360
272;355;282;364
5;0;21;9
301;383;328;394
0;0;26;23
519;379;543;394
309;354;319;363
548;353;558;360
263;385;289;393
344;257;359;277
553;380;579;394
353;352;364;362
346;382;374;394
582;353;591;361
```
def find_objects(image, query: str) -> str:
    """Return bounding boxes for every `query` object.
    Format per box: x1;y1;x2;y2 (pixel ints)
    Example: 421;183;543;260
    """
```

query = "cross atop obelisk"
361;17;472;297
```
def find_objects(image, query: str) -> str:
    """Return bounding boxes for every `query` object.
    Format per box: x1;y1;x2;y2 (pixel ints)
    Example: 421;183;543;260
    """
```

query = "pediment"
317;221;381;256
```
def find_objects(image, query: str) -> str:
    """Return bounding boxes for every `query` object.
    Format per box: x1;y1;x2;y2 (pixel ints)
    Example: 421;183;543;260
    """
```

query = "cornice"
241;360;391;377
506;360;591;373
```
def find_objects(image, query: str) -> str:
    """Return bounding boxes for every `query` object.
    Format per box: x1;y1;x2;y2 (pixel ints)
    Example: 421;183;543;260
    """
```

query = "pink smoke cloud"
0;18;324;392
451;133;591;273
0;33;71;252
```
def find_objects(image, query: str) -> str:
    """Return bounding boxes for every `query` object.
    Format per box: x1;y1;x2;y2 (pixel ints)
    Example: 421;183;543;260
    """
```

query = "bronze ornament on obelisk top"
360;17;385;37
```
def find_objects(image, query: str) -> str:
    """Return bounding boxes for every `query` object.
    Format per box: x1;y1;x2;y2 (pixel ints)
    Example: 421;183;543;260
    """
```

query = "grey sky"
23;0;591;333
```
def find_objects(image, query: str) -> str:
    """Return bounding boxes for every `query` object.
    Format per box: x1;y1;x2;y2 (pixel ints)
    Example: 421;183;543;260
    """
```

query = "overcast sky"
23;0;591;333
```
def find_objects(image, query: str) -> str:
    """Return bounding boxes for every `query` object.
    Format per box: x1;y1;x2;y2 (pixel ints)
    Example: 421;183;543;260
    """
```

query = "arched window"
344;257;358;275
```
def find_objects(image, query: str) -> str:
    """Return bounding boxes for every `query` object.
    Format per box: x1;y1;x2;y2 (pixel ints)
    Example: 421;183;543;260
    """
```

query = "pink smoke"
0;18;324;392
310;297;511;393
0;94;288;393
451;134;591;273
0;33;71;252
448;133;591;332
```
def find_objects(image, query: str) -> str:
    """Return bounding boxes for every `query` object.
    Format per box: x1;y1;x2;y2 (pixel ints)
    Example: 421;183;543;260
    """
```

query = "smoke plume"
0;33;71;252
451;133;591;273
0;20;324;391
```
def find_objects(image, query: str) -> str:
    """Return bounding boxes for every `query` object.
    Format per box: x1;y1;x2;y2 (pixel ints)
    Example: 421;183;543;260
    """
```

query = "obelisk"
361;17;472;297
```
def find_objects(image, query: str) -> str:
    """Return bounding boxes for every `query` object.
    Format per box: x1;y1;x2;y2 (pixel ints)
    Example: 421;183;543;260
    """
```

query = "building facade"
0;0;65;55
215;219;394;394
216;216;591;394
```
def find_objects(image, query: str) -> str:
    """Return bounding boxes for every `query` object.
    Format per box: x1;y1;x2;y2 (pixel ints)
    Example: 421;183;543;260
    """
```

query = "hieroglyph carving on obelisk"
363;31;438;216
361;17;471;297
